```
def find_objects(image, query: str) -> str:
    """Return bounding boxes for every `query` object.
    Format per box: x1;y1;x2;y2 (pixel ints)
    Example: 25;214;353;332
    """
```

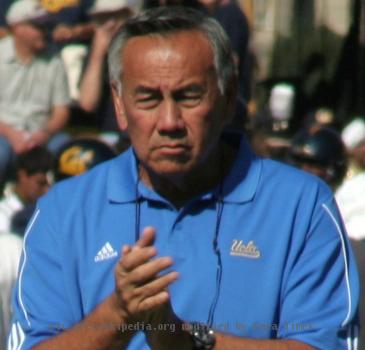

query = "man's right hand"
112;226;179;326
6;128;32;154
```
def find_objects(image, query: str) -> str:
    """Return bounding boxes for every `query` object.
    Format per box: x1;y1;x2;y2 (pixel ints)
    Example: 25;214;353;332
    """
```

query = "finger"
125;257;175;285
134;271;179;299
135;226;156;249
138;291;170;313
117;246;157;273
121;244;132;256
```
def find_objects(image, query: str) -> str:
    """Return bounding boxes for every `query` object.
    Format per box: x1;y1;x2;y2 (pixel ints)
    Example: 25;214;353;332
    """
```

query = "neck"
14;38;34;63
139;141;237;208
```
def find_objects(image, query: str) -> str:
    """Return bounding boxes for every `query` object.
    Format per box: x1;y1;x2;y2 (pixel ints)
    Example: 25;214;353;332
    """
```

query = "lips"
155;144;190;156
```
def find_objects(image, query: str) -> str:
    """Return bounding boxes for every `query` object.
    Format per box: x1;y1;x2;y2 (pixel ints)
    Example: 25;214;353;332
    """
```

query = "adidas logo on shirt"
94;242;118;262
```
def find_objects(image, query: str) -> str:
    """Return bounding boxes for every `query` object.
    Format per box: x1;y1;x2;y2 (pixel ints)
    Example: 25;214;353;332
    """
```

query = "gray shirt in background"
0;36;71;132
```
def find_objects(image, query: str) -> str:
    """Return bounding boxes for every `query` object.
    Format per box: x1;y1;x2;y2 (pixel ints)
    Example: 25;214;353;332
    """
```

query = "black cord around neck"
207;182;224;327
134;175;142;242
134;150;226;327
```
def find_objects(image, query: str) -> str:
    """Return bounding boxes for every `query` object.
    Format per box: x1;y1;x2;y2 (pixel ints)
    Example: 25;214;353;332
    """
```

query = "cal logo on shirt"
41;0;81;13
230;239;261;258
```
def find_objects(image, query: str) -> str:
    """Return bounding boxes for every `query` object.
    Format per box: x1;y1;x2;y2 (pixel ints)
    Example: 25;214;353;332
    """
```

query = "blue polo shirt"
8;136;359;350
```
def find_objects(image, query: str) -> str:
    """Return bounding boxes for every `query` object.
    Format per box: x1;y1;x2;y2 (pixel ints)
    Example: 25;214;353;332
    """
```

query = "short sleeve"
7;194;74;350
277;194;360;349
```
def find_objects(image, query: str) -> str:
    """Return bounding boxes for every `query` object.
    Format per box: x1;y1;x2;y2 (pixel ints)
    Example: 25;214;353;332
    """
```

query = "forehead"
121;30;215;84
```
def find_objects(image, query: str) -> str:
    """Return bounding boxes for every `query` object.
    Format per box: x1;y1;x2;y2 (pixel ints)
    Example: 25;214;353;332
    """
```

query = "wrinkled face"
18;171;51;203
114;31;228;180
12;22;47;51
113;30;231;180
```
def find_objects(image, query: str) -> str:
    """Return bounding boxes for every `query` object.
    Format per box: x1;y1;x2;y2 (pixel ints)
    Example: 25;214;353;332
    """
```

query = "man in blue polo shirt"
8;7;359;350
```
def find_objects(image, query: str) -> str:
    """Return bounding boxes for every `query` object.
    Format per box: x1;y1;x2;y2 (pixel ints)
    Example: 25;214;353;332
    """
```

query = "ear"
111;83;128;131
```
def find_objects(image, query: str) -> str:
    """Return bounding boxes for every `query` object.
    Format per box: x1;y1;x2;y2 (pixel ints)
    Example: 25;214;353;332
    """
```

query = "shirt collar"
106;135;261;204
107;147;139;203
220;136;261;203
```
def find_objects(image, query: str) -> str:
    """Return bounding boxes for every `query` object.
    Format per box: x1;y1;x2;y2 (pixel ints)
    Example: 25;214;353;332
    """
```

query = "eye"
175;91;203;107
135;92;161;109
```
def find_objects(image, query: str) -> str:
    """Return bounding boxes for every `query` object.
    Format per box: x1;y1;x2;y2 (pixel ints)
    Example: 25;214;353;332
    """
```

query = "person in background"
53;137;117;181
289;127;348;190
341;117;365;178
198;0;250;103
78;0;134;147
0;0;94;100
0;0;10;38
0;0;94;43
9;203;38;237
0;232;23;350
249;83;296;162
1;138;116;348
336;117;365;239
0;146;53;233
8;137;117;236
336;117;365;350
8;7;358;350
0;0;71;188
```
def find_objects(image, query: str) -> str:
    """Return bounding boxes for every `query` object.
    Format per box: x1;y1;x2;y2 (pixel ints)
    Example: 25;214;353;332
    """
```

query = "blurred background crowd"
0;0;365;349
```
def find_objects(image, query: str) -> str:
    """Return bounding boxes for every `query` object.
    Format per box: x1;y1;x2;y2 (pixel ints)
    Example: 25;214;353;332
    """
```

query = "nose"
156;99;185;134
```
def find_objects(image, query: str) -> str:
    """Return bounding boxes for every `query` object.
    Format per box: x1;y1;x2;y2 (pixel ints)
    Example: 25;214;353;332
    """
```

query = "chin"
150;159;196;179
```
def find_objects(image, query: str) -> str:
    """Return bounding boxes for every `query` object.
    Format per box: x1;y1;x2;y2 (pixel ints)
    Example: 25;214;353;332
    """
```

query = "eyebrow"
134;86;157;95
133;83;205;95
177;84;204;93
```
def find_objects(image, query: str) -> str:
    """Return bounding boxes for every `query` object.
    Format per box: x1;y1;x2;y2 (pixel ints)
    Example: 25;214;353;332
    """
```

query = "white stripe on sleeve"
18;209;40;327
322;204;352;327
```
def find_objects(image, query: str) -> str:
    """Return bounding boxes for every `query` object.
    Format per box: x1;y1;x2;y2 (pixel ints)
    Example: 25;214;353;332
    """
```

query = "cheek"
125;117;155;157
188;106;224;139
126;116;153;141
29;30;45;45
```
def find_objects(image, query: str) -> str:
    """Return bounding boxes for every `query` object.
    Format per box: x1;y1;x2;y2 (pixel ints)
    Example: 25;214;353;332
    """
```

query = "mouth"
156;144;190;156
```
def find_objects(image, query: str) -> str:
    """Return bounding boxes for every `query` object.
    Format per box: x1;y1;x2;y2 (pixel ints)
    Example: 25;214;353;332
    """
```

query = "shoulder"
260;157;316;182
261;157;333;197
47;158;113;204
43;150;132;210
225;134;333;206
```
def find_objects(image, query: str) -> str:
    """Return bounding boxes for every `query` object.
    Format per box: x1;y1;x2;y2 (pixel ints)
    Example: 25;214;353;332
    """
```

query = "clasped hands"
113;226;187;348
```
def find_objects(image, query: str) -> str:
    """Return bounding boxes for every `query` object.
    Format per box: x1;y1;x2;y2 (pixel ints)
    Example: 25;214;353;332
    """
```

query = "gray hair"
108;6;237;97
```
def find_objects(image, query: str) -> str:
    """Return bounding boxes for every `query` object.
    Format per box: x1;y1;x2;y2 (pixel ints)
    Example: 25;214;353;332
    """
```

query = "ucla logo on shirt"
230;239;261;258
